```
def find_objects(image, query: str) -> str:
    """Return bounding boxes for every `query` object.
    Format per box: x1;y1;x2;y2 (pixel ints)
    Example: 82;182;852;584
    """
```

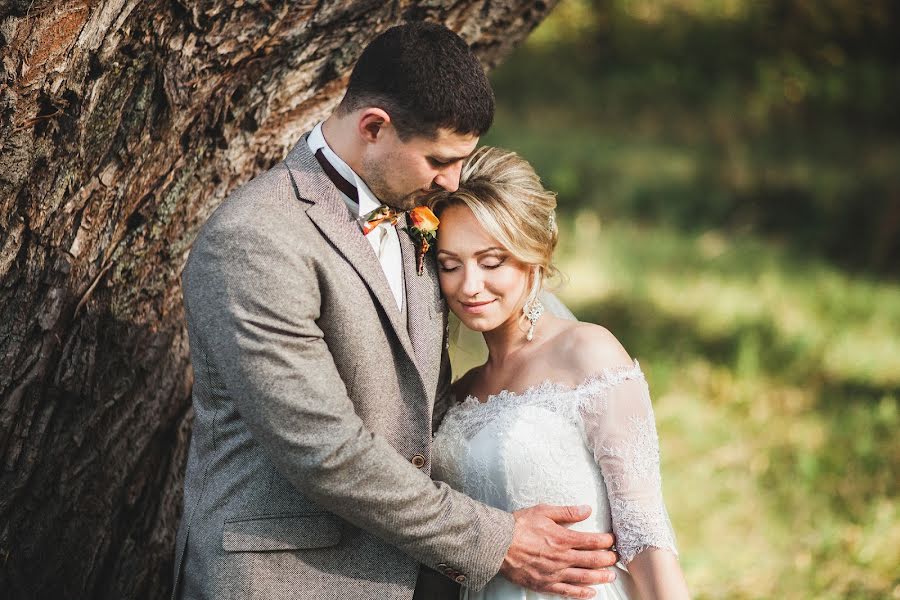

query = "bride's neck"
482;316;531;368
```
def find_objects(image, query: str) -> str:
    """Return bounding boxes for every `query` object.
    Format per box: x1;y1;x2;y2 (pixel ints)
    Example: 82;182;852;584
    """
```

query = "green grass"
558;218;899;598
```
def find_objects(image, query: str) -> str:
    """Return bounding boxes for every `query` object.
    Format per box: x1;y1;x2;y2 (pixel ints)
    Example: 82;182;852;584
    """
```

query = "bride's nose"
460;264;484;297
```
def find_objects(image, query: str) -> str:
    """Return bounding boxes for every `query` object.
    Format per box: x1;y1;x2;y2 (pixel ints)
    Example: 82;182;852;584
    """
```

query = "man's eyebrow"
429;150;474;163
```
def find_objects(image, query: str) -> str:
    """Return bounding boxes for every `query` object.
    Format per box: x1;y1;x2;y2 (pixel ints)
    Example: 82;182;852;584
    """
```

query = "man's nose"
434;162;463;193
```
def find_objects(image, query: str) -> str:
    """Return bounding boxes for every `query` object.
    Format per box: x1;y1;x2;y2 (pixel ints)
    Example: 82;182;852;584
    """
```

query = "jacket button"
411;454;426;468
454;574;467;584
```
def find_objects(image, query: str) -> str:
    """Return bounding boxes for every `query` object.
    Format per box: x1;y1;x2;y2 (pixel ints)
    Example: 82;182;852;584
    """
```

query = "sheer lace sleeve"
577;363;678;565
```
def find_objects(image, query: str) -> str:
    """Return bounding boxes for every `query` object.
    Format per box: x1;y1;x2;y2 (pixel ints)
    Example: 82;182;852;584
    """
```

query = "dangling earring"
523;296;545;341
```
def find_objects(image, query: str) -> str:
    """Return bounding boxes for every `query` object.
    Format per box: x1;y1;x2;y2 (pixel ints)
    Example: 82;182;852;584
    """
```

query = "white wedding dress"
431;360;678;600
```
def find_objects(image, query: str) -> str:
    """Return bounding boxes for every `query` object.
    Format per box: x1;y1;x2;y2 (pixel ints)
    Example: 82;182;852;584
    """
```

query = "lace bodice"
431;360;677;569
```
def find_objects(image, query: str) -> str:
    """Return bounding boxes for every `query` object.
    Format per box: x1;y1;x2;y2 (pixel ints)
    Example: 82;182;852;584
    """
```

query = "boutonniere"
407;206;440;275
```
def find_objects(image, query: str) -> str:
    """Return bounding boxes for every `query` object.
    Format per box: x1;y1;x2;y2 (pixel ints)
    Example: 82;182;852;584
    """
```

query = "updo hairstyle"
427;146;559;302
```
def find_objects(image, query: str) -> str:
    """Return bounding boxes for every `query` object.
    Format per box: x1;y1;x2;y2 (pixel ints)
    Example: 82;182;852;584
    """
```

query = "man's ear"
358;108;392;143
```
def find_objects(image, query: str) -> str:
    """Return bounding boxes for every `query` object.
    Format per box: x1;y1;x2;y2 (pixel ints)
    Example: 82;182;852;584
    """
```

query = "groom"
174;21;618;600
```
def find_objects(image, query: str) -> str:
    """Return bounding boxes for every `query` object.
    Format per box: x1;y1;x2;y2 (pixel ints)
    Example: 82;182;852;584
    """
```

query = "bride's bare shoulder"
556;321;634;376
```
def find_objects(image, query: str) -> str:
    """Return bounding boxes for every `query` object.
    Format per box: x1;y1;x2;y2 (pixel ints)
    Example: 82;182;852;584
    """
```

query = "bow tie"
360;205;402;235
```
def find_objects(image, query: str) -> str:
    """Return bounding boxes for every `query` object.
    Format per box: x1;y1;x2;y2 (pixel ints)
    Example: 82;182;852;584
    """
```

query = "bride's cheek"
437;270;455;293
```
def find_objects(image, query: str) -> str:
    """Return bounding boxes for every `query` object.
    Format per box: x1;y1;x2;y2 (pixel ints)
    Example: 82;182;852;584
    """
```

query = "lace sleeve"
577;363;678;565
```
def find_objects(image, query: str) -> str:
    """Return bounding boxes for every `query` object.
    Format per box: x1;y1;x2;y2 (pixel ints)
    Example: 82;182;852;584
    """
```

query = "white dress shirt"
307;122;405;312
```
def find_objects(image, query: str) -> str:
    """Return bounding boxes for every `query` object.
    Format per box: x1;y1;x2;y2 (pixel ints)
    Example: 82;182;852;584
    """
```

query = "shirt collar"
307;122;382;219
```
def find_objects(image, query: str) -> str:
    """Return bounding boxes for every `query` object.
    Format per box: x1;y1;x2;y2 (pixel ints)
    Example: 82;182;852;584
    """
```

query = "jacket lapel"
398;213;443;393
282;137;417;367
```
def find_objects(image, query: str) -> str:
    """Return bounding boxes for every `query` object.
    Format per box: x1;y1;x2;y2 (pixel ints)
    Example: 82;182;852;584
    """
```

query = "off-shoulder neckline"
461;359;643;406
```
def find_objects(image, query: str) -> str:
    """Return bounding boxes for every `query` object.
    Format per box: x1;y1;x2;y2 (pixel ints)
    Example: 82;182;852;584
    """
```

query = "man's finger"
538;504;593;524
543;582;597;599
557;567;617;586
563;530;616;551
562;549;619;570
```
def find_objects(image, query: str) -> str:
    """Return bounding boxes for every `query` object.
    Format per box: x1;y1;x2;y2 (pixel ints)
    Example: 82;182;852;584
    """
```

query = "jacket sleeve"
183;203;513;590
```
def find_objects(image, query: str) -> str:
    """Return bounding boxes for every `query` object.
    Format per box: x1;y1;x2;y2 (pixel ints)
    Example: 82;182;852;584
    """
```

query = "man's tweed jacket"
172;134;516;599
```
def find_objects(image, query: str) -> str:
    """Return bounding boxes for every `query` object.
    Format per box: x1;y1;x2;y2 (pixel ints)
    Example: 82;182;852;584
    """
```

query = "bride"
426;147;690;600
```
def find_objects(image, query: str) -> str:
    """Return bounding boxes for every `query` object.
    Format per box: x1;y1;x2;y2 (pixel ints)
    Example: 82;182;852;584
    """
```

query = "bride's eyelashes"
481;258;506;269
438;258;507;272
437;258;460;272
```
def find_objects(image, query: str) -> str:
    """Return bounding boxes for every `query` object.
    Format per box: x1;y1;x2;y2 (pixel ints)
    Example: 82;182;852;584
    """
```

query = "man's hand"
499;504;618;600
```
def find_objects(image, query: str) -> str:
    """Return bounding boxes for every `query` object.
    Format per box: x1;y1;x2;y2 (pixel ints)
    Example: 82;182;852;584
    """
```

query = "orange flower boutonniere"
408;206;440;275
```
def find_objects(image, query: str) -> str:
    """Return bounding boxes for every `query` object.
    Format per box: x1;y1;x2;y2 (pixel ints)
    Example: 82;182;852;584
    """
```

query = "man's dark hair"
337;21;494;140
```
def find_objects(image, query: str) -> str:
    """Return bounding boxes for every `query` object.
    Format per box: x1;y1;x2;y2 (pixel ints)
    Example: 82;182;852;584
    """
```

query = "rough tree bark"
0;1;556;598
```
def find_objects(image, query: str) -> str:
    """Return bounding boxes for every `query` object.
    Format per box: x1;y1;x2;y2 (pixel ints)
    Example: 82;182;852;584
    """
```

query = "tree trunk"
0;1;556;598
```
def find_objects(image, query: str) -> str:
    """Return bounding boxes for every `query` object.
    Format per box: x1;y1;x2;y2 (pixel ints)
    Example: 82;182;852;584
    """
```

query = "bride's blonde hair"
427;146;559;303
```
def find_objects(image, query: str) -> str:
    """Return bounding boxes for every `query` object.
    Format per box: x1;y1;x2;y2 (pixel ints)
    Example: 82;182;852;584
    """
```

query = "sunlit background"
450;1;900;598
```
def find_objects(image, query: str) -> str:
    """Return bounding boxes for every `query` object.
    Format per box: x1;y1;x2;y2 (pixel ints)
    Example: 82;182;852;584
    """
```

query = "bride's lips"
459;299;495;314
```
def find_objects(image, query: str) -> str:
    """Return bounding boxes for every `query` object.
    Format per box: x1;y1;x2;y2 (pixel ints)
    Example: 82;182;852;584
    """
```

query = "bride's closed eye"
438;258;463;272
480;258;506;269
438;258;506;272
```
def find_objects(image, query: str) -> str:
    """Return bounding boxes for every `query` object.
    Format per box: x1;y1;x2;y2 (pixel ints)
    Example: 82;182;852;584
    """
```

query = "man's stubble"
362;153;430;212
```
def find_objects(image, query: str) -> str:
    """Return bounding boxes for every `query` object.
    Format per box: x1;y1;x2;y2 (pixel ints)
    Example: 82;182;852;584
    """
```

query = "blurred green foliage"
463;1;900;598
485;0;900;274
